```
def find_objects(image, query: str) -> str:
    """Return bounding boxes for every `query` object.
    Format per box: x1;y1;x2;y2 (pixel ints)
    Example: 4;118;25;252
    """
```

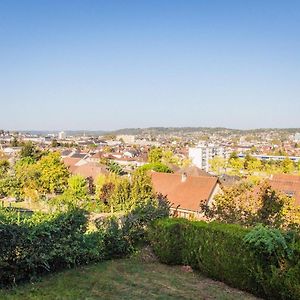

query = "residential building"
151;172;220;219
269;174;300;205
189;144;227;172
58;131;66;140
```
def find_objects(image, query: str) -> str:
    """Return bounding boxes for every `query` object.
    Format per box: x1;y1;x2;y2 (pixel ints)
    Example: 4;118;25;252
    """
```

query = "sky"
0;0;300;131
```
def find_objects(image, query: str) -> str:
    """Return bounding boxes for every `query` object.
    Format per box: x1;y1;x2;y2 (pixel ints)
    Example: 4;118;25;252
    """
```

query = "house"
151;172;220;219
72;162;108;180
269;174;300;206
63;155;108;181
176;166;212;177
218;174;241;187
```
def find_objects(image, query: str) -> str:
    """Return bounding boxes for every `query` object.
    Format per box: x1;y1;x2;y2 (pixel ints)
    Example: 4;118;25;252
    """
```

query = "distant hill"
14;127;300;137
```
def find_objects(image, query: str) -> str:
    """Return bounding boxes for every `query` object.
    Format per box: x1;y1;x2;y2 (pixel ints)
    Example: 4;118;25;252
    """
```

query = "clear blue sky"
0;0;299;131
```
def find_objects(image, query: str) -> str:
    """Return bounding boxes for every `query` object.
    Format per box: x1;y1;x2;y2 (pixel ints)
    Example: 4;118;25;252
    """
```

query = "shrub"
149;218;300;299
148;218;188;265
0;208;104;286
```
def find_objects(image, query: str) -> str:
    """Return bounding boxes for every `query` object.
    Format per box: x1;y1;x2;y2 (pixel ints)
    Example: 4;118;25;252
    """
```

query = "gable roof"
71;153;88;159
176;166;212;177
151;172;218;212
63;157;82;168
72;162;108;180
269;174;300;205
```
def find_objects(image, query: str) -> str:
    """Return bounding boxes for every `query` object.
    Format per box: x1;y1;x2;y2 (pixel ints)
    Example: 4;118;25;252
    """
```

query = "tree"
95;173;118;208
14;157;40;199
51;139;60;147
129;169;154;209
281;157;294;174
0;176;21;199
209;156;227;175
138;162;173;173
66;175;88;201
202;181;300;229
109;177;131;212
162;149;180;166
37;152;69;194
229;151;239;160
0;160;9;177
228;157;244;176
107;161;124;175
20;142;41;161
148;147;163;163
10;137;19;147
244;154;262;174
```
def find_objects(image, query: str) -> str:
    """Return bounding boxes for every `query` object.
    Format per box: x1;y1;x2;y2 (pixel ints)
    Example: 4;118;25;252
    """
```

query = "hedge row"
0;209;106;286
0;199;169;287
148;218;300;300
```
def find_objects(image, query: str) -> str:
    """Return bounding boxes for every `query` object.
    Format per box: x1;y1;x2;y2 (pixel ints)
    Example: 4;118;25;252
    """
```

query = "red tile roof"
151;172;218;212
63;157;81;168
72;162;108;180
269;174;300;205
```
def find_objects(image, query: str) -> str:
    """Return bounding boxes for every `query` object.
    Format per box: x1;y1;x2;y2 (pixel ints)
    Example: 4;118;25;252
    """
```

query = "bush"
0;208;104;286
149;218;300;300
0;194;171;287
148;218;187;264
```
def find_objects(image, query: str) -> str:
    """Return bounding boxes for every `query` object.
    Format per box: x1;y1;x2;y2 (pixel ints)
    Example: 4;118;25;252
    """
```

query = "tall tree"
37;152;69;194
130;169;154;209
20;142;41;161
148;147;163;163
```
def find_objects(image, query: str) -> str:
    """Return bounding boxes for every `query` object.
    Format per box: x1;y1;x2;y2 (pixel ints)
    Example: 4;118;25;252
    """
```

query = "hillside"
1;256;260;300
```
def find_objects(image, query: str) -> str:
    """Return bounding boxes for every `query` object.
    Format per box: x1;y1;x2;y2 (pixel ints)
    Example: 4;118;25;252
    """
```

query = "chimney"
181;172;187;183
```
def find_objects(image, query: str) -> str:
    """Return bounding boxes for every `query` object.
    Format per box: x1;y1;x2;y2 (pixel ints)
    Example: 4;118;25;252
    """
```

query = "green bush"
0;196;171;287
0;208;104;286
148;218;188;264
149;218;300;300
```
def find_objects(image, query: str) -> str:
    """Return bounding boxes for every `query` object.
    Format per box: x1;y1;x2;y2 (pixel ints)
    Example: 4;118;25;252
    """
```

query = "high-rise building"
58;131;66;140
189;144;227;172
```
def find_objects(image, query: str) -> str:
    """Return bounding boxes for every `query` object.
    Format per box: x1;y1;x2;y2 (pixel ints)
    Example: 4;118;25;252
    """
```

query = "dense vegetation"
149;218;300;300
209;152;300;176
0;191;170;287
202;181;300;230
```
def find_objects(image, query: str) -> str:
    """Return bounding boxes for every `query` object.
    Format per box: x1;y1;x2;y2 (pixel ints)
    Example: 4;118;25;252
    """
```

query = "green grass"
0;256;260;300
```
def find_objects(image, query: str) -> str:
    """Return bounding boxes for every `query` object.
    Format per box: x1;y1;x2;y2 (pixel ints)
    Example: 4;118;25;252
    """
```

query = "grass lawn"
0;254;261;300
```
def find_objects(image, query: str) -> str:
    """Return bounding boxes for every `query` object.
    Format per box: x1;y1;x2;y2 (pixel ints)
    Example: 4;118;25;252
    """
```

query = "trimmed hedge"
148;218;300;300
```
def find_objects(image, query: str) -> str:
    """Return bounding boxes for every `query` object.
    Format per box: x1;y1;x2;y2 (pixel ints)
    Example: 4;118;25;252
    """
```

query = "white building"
189;144;227;172
58;131;67;140
294;133;300;142
116;135;135;144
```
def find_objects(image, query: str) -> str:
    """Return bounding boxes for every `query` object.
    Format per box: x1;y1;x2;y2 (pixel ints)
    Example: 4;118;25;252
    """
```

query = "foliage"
0;160;9;177
129;169;154;210
0;208;107;286
209;156;227;175
148;147;182;166
149;218;300;300
148;147;163;163
0;176;22;199
106;160;125;175
243;224;294;266
209;152;297;176
20;142;42;161
228;156;244;176
138;162;173;173
203;181;300;230
36;152;69;194
109;177;131;212
66;175;88;201
96;217;132;258
123;194;171;245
